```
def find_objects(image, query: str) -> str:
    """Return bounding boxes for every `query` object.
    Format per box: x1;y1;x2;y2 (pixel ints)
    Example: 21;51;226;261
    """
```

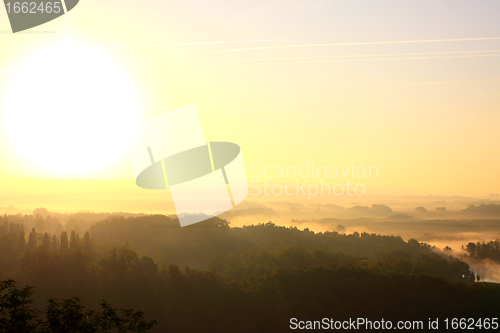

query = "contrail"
428;94;500;100
211;53;500;67
190;49;500;63
133;36;500;60
124;39;282;48
375;77;500;88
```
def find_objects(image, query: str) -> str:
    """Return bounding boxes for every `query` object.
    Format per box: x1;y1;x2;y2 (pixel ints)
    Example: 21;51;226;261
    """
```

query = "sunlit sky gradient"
1;0;500;213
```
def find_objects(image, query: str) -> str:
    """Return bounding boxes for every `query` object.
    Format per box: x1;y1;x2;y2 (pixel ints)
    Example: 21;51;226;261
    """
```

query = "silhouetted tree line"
466;239;500;262
0;215;497;332
0;211;145;245
88;216;440;269
463;204;500;216
207;245;475;283
0;279;156;333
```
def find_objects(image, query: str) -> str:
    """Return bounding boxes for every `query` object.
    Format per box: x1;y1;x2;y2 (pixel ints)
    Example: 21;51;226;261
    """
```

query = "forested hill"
0;214;474;283
89;215;433;268
0;214;496;332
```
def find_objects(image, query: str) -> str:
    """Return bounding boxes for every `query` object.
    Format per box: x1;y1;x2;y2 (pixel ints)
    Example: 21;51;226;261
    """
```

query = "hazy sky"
0;0;500;205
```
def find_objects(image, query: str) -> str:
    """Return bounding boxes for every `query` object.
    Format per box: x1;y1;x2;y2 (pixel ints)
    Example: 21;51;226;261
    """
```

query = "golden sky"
0;0;500;214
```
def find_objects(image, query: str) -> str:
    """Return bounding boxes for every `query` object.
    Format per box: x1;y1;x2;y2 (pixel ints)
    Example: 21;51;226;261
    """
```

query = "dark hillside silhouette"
0;214;497;331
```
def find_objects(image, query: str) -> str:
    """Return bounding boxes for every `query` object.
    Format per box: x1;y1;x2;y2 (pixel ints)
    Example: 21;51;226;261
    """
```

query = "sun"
4;40;138;174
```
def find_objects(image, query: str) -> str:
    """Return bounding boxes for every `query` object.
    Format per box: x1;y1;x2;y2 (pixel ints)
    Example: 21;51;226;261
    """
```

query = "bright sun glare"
4;40;138;174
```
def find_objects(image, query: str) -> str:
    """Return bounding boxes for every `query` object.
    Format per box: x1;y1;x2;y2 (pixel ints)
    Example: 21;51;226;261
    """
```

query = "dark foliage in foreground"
0;279;157;333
